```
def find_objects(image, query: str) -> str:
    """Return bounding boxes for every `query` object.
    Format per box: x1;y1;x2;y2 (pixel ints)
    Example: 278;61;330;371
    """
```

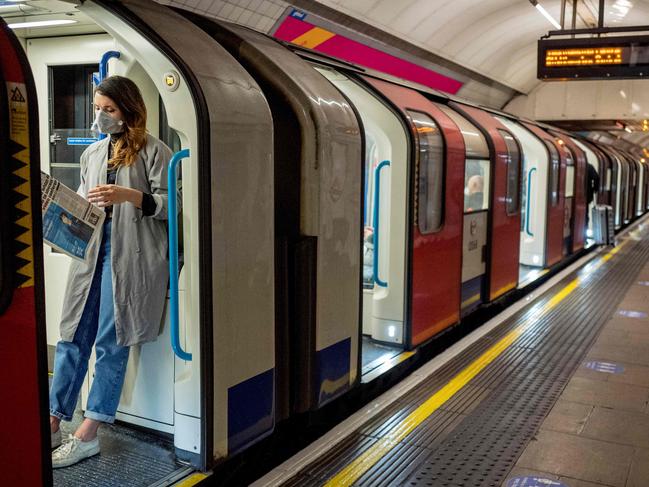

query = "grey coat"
59;134;177;346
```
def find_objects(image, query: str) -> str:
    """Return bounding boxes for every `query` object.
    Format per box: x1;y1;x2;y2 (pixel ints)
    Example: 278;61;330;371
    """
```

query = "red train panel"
361;76;465;347
0;18;49;485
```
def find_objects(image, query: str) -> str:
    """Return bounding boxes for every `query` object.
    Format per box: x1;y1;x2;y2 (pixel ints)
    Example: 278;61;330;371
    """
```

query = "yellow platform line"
174;472;209;487
324;241;628;486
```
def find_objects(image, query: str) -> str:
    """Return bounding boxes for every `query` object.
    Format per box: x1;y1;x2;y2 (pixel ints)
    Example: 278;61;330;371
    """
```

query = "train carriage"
1;1;646;484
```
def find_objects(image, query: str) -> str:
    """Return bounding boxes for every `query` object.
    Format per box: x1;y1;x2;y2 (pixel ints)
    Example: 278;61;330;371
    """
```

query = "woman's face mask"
91;109;124;135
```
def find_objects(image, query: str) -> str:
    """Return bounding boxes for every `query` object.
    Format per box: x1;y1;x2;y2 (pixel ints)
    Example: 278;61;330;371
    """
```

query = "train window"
408;110;444;233
436;103;489;158
544;141;560;206
565;159;575;198
499;130;521;215
606;168;612;191
464;159;490;213
563;146;575;198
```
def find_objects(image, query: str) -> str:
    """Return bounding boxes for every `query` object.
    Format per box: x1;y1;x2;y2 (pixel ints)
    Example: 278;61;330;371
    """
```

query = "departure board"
538;35;649;80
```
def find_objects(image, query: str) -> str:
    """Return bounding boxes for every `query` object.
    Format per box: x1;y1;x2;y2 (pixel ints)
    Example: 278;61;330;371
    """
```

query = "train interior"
313;66;409;369
3;1;204;484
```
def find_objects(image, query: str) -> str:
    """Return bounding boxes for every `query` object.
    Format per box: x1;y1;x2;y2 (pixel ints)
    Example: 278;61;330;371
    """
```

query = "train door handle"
49;133;61;145
168;149;192;361
373;160;390;288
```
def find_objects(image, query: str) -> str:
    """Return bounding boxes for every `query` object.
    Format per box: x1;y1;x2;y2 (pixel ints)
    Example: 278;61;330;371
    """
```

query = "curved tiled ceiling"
314;0;649;94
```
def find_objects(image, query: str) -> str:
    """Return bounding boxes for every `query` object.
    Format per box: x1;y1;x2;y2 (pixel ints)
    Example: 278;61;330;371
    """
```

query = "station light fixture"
8;19;77;29
529;0;561;29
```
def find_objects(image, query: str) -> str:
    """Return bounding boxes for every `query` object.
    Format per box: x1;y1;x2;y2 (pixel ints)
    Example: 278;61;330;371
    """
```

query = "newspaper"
41;171;105;262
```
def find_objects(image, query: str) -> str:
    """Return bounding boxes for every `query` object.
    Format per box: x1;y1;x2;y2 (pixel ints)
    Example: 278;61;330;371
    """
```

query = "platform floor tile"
515;429;633;487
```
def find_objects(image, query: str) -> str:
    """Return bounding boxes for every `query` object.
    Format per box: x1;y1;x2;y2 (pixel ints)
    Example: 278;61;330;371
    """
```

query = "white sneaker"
51;429;62;449
52;435;100;468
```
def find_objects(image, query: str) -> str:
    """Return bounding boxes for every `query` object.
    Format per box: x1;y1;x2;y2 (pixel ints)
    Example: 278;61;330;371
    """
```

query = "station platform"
253;217;649;487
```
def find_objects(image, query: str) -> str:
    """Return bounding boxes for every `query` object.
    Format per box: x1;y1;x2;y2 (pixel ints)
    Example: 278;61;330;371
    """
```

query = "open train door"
0;17;50;486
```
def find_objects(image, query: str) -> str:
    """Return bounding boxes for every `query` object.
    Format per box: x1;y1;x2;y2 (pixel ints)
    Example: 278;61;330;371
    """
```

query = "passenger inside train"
465;174;485;212
49;74;176;469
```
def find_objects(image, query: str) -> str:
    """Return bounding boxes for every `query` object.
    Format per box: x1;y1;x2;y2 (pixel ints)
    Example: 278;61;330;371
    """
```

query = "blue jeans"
49;220;130;423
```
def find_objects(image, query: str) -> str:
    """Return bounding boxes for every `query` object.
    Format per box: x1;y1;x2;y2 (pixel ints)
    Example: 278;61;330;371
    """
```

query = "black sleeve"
141;192;157;217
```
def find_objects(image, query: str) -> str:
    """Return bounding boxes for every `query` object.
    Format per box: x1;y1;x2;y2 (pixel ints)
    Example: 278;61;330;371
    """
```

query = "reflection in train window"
545;140;560;206
464;159;490;213
565;149;575;198
499;130;521;215
408;111;444;233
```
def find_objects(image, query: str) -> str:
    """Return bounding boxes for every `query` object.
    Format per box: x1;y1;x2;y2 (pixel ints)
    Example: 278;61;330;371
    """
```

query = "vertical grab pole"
373;160;390;287
93;50;120;141
168;149;192;361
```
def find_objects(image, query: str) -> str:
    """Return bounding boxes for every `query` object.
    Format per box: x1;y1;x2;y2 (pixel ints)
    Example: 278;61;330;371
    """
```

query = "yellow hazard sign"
7;80;34;287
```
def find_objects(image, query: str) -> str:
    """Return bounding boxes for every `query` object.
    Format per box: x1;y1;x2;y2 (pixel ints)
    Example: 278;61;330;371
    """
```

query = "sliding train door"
451;103;522;301
0;17;50;485
573;138;602;237
363;77;464;348
191;19;361;413
97;0;277;464
9;0;275;478
496;117;551;270
437;104;491;312
313;67;409;351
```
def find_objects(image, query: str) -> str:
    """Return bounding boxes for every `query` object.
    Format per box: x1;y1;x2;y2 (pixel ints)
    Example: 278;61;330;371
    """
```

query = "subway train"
2;1;649;484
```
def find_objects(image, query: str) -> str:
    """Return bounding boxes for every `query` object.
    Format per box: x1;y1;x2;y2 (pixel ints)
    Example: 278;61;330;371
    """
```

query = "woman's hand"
88;184;143;209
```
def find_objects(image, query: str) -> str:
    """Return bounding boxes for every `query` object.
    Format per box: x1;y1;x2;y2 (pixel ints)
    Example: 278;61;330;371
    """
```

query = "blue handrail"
373;160;390;287
525;167;537;237
93;50;121;141
168;149;192;361
93;50;121;86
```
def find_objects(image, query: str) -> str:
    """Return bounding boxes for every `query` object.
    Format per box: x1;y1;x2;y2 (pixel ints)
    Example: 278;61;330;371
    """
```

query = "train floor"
361;337;403;376
50;383;190;487
253;217;649;487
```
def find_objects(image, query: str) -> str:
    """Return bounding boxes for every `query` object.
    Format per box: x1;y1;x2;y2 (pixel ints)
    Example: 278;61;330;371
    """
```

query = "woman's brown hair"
95;75;147;168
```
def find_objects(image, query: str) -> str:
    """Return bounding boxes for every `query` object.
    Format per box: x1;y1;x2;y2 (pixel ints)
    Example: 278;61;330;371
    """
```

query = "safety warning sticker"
8;81;28;148
7;80;34;288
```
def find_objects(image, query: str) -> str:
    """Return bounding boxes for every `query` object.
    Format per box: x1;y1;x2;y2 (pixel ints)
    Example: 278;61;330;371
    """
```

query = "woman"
49;75;177;468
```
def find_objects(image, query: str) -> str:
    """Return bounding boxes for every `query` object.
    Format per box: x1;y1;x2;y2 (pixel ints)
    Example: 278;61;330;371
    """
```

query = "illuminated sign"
538;35;649;80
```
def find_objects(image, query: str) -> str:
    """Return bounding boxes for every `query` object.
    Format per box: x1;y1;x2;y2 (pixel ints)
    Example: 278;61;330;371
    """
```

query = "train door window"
407;111;444;233
544;141;560;206
606;166;612;191
499;130;521;215
435;104;490;215
48;64;96;190
564;150;575;198
463;159;490;213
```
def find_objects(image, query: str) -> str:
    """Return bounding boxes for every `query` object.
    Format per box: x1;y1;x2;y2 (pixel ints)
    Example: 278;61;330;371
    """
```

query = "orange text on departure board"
545;47;623;67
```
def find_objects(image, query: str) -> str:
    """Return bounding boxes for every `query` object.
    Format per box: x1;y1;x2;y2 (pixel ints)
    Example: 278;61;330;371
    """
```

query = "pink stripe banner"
273;10;463;95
